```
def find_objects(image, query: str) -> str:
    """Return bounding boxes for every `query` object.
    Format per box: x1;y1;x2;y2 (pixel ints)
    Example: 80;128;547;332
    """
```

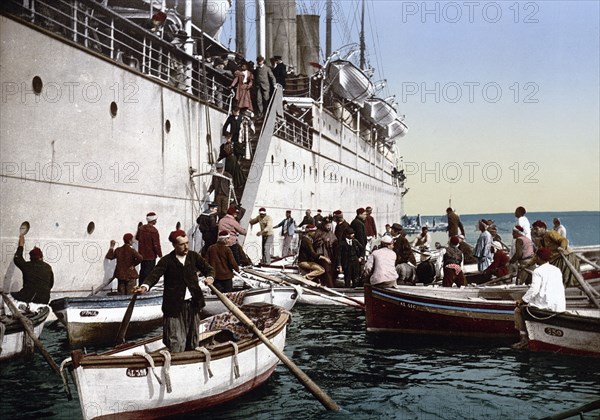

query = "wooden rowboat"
64;303;290;419
364;283;596;338
524;306;600;357
51;285;300;347
0;305;50;361
50;292;164;347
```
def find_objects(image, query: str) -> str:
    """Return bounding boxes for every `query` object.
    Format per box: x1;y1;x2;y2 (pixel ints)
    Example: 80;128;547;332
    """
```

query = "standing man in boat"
350;208;368;250
514;206;531;239
512;247;566;349
298;209;315;228
333;210;350;243
338;228;365;288
198;202;219;257
218;206;247;266
135;230;215;353
313;209;325;227
136;212;162;286
2;234;54;315
254;56;276;119
206;231;239;293
442;236;466;287
249;207;274;265
509;226;535;285
473;219;493;271
105;233;143;295
446;207;465;238
274;210;297;258
553;217;567;239
531;220;580;287
364;206;378;246
391;223;417;284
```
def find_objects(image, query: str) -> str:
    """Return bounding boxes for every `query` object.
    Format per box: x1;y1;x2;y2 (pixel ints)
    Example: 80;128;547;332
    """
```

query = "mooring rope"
159;350;172;393
229;341;240;379
133;352;163;385
195;346;213;378
525;306;562;320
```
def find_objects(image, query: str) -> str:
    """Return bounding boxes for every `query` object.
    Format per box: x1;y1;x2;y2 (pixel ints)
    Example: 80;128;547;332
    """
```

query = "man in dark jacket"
10;234;54;305
136;211;163;285
338;228;365;288
198;202;219;256
297;225;330;281
350;207;368;249
105;233;143;294
206;231;239;293
136;230;215;352
254;55;276;118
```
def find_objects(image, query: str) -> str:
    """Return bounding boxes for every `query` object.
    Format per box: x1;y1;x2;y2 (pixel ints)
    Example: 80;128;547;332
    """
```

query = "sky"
220;0;600;215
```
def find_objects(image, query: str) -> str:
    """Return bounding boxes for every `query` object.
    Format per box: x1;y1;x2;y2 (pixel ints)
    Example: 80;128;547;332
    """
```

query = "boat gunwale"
72;308;290;369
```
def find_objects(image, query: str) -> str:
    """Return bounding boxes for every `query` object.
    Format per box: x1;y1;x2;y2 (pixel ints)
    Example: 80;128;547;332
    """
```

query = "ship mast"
326;0;332;58
359;0;365;69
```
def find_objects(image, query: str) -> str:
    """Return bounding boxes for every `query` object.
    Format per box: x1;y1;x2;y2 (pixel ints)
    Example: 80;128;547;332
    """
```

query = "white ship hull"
1;10;405;299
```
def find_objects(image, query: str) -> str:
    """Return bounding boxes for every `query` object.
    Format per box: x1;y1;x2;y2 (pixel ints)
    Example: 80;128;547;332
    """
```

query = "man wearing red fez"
512;247;566;349
136;211;162;286
5;234;54;314
442;236;466;287
135;230;215;352
206;231;239;293
105;233;143;294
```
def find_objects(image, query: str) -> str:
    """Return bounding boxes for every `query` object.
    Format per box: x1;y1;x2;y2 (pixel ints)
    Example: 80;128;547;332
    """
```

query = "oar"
559;250;600;309
574;253;600;270
115;293;138;345
0;292;61;377
246;269;363;308
281;272;365;308
90;276;115;296
478;272;516;286
205;282;340;411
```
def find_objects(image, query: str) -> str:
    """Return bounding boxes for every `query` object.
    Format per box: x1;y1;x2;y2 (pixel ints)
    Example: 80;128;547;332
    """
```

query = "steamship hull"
0;2;406;300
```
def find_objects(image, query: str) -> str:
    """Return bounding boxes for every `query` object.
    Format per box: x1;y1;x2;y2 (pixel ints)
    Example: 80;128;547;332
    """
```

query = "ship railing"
2;0;234;113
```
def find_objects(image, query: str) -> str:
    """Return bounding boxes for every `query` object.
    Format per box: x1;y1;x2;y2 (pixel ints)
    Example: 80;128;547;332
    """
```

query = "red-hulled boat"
364;284;521;338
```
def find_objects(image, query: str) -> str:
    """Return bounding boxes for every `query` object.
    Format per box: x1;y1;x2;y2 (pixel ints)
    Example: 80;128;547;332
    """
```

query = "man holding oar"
135;230;215;352
1;233;54;316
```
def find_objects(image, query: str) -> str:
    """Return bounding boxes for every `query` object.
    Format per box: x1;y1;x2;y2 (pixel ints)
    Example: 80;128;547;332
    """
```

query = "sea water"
1;211;599;419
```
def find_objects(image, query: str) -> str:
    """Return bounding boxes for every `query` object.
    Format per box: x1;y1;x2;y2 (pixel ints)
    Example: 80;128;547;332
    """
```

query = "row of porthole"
30;76;172;132
270;155;388;191
20;220;183;236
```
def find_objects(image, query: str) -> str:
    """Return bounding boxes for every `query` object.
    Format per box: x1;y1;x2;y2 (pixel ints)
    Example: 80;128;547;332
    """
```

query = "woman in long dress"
229;62;253;111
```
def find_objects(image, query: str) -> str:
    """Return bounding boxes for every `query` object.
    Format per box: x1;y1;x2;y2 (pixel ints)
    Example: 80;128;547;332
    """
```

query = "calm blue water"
1;211;599;419
407;211;600;246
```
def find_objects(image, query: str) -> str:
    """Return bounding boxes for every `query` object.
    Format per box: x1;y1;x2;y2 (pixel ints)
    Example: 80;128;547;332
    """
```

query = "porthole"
176;221;181;230
20;221;31;235
284;159;287;167
165;119;171;133
87;221;95;234
110;101;118;117
32;76;43;94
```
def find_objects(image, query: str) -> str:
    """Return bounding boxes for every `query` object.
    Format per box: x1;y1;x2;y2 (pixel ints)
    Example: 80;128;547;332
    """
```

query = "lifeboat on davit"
325;59;374;107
